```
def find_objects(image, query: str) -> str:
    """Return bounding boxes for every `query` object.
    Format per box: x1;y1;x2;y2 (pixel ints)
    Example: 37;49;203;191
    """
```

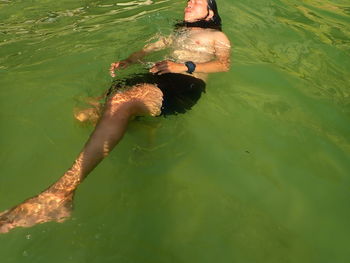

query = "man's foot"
74;95;104;124
74;107;101;124
0;191;73;234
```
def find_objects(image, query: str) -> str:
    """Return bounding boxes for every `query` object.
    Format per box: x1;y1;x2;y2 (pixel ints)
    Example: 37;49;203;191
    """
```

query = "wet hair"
175;0;222;31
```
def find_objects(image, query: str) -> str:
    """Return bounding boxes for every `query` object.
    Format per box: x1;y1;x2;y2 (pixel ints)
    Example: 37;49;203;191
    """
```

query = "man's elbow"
221;61;230;72
223;64;230;72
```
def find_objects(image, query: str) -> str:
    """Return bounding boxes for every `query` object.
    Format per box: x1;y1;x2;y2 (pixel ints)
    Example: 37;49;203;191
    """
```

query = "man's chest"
174;32;215;53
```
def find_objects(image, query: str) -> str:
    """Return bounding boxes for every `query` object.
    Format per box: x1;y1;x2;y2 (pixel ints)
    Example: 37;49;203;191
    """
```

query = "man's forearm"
125;36;170;63
125;49;148;63
149;59;230;75
194;60;230;73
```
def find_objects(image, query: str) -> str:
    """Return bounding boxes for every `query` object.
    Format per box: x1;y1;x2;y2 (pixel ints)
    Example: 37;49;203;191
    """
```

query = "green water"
0;0;349;262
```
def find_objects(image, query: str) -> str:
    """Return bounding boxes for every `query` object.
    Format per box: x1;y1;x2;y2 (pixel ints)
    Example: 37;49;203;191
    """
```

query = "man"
0;0;231;233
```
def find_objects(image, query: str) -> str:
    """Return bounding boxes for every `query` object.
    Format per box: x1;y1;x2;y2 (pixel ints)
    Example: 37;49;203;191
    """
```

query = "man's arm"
125;36;173;62
110;35;173;77
195;32;231;72
150;32;231;75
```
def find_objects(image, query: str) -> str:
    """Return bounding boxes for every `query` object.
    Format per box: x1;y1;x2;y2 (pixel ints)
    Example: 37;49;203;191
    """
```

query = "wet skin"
0;0;231;234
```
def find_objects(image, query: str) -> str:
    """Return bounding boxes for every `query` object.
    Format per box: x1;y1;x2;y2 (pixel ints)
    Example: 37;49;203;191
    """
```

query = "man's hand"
109;59;131;77
150;60;187;75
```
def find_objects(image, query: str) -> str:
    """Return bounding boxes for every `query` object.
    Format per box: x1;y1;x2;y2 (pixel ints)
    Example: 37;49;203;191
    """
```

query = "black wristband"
185;61;196;74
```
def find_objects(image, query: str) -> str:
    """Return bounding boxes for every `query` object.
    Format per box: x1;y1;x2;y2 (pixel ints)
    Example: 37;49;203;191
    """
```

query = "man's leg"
0;84;163;234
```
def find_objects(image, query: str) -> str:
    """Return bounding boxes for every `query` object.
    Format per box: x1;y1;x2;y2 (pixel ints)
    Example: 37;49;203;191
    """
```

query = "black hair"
175;0;222;31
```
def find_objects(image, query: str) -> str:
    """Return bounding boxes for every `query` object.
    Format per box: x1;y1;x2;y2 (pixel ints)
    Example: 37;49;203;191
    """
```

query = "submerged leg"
0;84;163;234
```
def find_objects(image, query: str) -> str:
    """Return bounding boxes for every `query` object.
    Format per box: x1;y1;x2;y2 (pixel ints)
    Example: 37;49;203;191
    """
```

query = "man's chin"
184;19;197;23
184;15;196;23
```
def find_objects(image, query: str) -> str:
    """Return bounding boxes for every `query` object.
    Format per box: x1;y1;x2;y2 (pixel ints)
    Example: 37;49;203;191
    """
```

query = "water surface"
0;0;349;262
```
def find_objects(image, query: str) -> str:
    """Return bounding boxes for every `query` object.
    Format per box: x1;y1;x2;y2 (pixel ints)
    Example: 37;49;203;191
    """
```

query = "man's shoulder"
201;29;229;39
204;30;230;46
213;31;229;40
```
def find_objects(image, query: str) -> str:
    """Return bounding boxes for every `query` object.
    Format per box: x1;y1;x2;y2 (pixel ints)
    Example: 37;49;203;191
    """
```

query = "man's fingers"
157;69;170;75
150;62;169;72
110;62;120;69
149;65;158;73
109;65;115;77
109;63;116;72
149;66;169;75
155;60;168;67
109;62;122;77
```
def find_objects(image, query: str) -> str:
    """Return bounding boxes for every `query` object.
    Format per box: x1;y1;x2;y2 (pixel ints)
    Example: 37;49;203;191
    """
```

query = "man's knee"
106;84;163;117
135;84;163;116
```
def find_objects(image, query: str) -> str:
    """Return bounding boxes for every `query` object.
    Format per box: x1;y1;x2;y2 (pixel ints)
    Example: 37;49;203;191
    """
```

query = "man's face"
184;0;212;22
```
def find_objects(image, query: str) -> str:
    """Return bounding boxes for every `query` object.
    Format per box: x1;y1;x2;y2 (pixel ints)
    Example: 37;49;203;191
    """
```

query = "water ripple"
224;0;350;107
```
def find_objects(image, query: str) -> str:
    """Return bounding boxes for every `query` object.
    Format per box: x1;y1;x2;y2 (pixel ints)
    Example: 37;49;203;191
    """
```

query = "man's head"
184;0;214;22
178;0;222;31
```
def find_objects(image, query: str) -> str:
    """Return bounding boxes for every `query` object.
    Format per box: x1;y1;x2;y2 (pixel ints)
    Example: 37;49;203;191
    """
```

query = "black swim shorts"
108;73;206;116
